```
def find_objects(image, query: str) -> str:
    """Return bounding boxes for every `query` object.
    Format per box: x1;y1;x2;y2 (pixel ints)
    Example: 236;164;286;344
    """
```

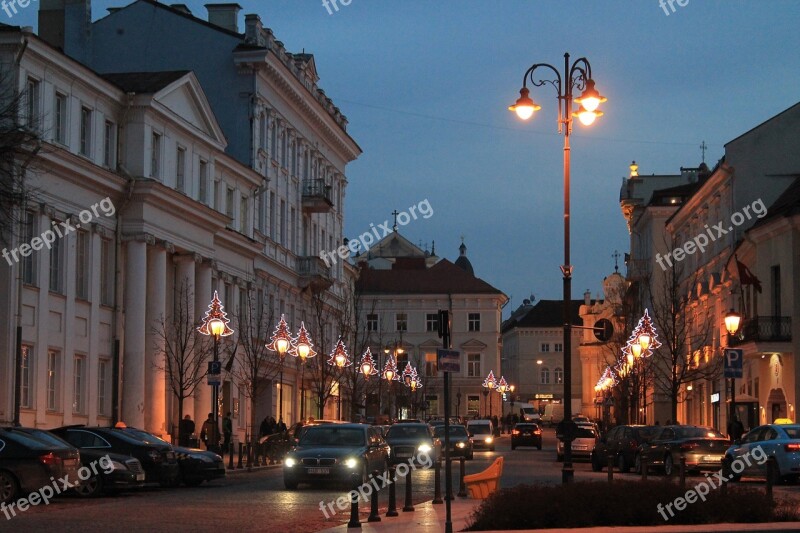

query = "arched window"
554;367;563;384
540;367;550;385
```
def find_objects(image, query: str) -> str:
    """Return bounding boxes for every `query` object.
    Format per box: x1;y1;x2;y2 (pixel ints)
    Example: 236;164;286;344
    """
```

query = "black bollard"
679;456;686;489
607;455;614;483
253;443;260;467
246;443;253;472
347;471;361;529
458;456;467;498
368;470;382;522
402;465;415;512
386;465;398;517
237;442;243;469
641;456;648;481
446;458;454;500
228;442;234;470
766;460;774;501
433;458;443;504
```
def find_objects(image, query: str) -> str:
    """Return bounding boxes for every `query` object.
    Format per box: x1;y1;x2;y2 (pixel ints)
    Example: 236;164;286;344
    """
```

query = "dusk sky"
7;1;800;315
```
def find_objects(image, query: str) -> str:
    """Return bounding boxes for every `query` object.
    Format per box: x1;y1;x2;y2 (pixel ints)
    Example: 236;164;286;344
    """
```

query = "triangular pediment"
460;338;487;350
356;232;426;261
153;73;227;147
419;338;442;349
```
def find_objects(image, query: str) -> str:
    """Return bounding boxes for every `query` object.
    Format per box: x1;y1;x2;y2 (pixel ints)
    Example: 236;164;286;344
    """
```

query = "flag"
736;259;762;293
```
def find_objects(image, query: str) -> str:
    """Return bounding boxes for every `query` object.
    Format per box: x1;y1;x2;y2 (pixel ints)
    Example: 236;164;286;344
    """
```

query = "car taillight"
39;452;62;466
512;430;520;435
534;430;541;434
680;442;699;451
785;443;800;452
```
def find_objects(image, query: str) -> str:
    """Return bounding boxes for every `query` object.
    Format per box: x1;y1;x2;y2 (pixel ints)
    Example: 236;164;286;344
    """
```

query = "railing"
302;179;333;204
728;316;791;346
297;256;331;279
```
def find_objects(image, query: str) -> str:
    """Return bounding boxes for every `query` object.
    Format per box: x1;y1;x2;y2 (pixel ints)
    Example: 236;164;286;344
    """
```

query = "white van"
541;404;564;426
466;419;495;451
519;406;541;422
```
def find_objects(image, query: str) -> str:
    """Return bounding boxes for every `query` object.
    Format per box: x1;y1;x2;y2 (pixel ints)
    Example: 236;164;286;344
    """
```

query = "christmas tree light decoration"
382;355;399;381
266;314;293;355
197;290;234;338
596;366;618;391
496;376;508;394
327;337;351;368
409;369;423;391
402;361;416;385
359;348;378;379
290;321;317;362
483;370;497;390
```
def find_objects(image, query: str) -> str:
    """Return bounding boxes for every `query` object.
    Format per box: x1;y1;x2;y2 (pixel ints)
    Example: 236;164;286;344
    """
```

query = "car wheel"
184;478;204;487
591;453;603;472
74;473;104;498
664;454;675;477
722;456;740;482
617;454;630;473
768;459;782;486
0;471;20;504
284;477;298;490
634;454;642;475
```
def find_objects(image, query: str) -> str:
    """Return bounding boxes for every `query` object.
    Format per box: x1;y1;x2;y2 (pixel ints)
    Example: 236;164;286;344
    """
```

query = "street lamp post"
724;309;742;433
483;371;497;419
290;322;317;419
509;53;605;484
328;338;352;421
198;291;234;449
456;390;462;421
267;315;292;424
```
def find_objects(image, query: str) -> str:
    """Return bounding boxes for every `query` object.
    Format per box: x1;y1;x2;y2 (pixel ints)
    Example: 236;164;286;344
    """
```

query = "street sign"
208;361;222;375
724;349;743;378
437;349;460;373
207;373;221;386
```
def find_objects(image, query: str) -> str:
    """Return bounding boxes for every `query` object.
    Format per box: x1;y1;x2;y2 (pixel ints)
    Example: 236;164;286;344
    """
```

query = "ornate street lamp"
267;315;292;424
382;354;400;420
359;348;378;379
290;322;316;420
725;309;742;336
483;370;497;419
496;376;508;421
327;338;351;420
510;52;605;484
198;291;234;447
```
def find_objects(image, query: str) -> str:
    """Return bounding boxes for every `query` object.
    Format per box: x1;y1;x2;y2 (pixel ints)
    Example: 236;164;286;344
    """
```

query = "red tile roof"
356;259;504;296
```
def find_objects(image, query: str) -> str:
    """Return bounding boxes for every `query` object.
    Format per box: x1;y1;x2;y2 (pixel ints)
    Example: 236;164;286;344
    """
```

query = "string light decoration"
382;355;399;381
359;348;378;379
594;366;618;391
496;376;508;394
197;290;234;338
483;370;498;390
327;337;352;368
266;314;292;355
402;361;416;385
290;322;317;362
408;368;423;391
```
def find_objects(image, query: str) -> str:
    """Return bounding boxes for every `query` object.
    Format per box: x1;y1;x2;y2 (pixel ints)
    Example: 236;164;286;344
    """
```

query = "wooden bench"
463;456;503;499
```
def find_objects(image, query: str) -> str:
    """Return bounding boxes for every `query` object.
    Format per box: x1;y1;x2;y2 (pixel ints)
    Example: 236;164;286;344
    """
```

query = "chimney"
584;290;591;306
170;4;192;15
39;0;91;62
244;13;263;45
205;3;242;33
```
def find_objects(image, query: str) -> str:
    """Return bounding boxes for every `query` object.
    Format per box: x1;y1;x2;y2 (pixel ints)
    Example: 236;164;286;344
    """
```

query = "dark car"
120;428;225;487
0;427;82;504
283;424;389;489
511;423;543;450
428;417;461;429
385;423;439;464
433;424;474;460
51;426;180;487
638;425;730;476
16;427;144;498
591;424;660;473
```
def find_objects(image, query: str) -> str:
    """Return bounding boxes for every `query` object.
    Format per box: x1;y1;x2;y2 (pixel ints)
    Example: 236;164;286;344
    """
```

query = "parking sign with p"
724;348;743;378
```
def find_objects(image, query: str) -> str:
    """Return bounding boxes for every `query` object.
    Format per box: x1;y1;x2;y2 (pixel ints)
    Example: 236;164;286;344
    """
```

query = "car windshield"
433;426;467;438
576;427;597;439
387;425;429;439
299;427;366;447
468;425;491;435
674;427;725;439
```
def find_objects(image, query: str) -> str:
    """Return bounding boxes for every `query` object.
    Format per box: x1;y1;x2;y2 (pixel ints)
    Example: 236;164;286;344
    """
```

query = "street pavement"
5;428;800;532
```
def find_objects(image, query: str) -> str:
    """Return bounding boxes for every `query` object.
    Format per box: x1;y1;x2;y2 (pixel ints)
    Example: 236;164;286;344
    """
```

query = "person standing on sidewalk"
222;412;233;456
200;413;221;452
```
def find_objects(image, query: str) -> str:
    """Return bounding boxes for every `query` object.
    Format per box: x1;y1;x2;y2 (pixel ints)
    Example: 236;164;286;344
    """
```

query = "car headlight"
456;442;466;448
485;437;493;443
418;444;432;453
284;458;296;468
344;458;358;469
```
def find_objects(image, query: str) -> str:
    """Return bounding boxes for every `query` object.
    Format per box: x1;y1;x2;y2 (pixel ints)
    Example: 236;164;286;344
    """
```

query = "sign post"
437;310;457;533
724;349;744;435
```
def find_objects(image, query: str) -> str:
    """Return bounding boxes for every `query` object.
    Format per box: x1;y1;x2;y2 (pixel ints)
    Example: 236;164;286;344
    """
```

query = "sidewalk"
318;497;480;533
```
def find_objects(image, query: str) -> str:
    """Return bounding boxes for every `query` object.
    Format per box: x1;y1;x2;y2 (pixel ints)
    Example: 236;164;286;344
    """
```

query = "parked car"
51;426;180;487
556;425;598;461
724;423;800;484
466;420;495;451
428;417;461;428
15;427;144;497
0;427;82;504
591;424;661;473
385;423;440;464
511;422;543;450
432;424;473;459
282;423;389;489
638;425;730;476
119;428;225;487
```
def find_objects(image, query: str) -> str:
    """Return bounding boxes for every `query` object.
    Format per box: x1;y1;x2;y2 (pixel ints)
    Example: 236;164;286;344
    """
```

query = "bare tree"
152;279;209;445
306;290;339;419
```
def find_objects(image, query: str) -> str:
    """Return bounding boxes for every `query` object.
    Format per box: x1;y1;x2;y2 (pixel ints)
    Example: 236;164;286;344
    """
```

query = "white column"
145;246;167;436
123;239;147;427
193;261;213;421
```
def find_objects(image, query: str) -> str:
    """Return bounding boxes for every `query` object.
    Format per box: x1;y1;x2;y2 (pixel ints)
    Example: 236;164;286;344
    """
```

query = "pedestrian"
268;416;277;434
179;414;195;447
200;412;221;452
278;418;287;433
259;416;270;438
222;411;233;455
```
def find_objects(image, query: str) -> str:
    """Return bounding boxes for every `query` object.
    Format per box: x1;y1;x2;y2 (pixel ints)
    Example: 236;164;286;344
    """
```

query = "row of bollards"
346;457;470;529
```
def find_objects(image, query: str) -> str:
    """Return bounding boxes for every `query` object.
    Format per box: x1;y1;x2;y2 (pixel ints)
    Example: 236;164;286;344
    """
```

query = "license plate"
136;474;146;482
308;467;330;475
397;453;411;458
704;455;723;462
64;459;78;467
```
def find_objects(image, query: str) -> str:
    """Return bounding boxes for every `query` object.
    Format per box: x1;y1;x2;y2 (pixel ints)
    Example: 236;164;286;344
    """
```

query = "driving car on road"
283;424;389;489
385;423;439;464
638;425;730;476
466;420;495;451
432;424;473;459
591;424;660;473
511;422;543;450
556;425;598;461
724;423;800;484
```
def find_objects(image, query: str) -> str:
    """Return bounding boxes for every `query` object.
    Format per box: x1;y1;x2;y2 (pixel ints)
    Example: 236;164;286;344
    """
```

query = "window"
771;265;781;317
259;113;267;150
425;353;438;378
47;350;61;411
103;121;116;168
25;77;40;129
541;343;550;352
467;353;480;377
279;200;287;245
426;313;438;332
75;231;89;299
98;359;110;416
467;395;480;417
226;187;235;218
290;207;297;251
150;132;161;178
80;106;92;156
21;211;36;285
269;192;276;240
176;147;186;192
55;92;67;144
73;355;85;414
198;160;208;203
100;238;113;306
554;343;563;352
540;367;550;384
468;313;481;332
239;196;248;234
49;222;64;293
554;367;563;384
367;314;378;332
270;121;278;158
290;140;298;175
395;313;408;332
20;345;32;408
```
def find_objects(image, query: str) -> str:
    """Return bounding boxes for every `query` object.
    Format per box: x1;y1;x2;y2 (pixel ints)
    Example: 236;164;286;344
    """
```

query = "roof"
101;71;192;93
356;259;505;296
750;176;800;230
101;0;244;38
501;299;583;333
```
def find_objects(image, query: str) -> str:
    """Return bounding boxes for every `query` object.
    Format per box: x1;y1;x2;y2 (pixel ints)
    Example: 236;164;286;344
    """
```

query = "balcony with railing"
302;179;333;213
728;316;792;347
297;256;332;292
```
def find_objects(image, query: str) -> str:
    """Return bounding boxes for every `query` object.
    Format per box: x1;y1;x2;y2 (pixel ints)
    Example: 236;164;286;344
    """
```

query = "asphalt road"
5;428;799;532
